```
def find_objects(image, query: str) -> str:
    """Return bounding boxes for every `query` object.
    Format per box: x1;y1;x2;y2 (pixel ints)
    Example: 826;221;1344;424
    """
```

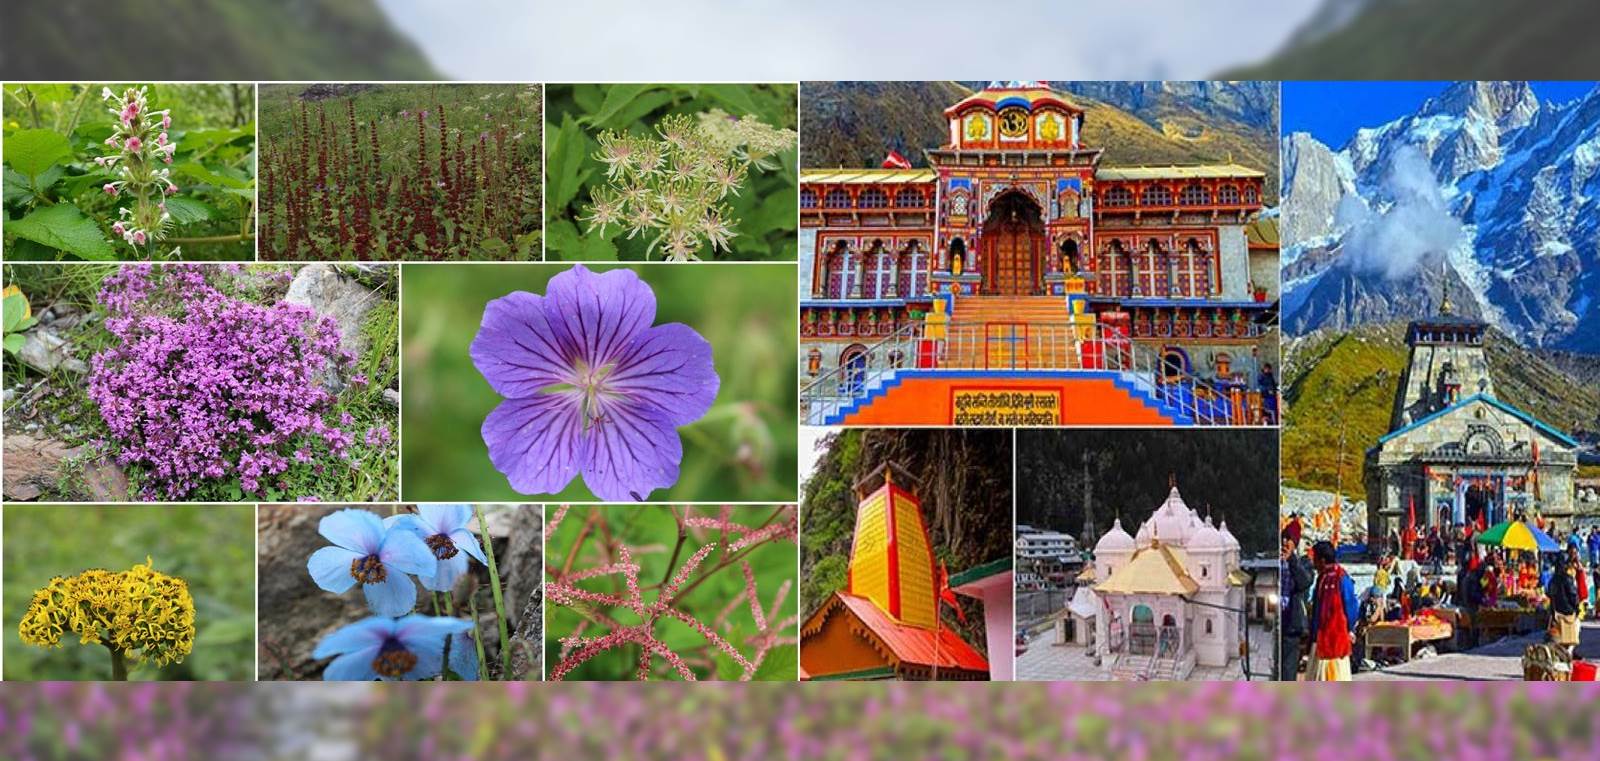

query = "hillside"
799;429;1012;646
0;0;435;80
800;81;1280;203
1283;322;1600;500
1232;0;1600;79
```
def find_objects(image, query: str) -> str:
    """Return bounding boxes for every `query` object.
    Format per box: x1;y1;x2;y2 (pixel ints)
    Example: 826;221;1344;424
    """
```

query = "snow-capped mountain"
1283;81;1600;352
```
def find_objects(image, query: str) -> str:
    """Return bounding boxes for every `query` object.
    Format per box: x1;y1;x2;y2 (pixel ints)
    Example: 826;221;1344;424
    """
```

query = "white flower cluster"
96;86;178;248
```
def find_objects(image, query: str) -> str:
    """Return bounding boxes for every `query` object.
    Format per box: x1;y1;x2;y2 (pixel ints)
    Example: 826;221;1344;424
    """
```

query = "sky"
376;0;1321;81
1282;81;1598;148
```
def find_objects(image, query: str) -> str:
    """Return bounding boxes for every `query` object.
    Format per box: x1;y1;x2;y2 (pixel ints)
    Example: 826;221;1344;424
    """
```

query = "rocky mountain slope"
801;81;1280;203
0;0;435;79
1282;81;1600;351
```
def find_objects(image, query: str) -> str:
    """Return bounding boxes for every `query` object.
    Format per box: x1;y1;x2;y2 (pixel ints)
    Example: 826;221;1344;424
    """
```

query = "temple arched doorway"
981;191;1045;295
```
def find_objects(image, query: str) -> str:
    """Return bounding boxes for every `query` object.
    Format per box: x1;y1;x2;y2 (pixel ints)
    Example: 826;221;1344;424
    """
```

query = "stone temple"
1364;293;1580;540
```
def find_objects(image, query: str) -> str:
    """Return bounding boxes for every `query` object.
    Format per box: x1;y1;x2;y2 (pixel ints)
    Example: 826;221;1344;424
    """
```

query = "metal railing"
800;320;1268;426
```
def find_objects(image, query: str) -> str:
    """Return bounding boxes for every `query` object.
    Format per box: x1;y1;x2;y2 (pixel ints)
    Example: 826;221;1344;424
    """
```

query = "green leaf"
3;333;24;354
3;293;26;331
7;204;116;260
173;162;250;190
4;129;74;178
582;84;651;126
546;219;617;261
162;196;216;225
546;115;594;214
752;644;798;681
701;85;762;117
3;167;32;204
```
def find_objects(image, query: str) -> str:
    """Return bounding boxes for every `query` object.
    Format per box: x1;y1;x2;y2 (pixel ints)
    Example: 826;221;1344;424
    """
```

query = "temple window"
824;188;851;209
1179;184;1210;206
1101;186;1134;208
1217;184;1240;204
1243;186;1258;205
1181;238;1209;297
870;243;895;298
1204;618;1214;635
894;187;925;208
859;188;889;209
800;189;818;209
826;242;856;298
1142;239;1163;296
900;242;930;296
1140;186;1173;207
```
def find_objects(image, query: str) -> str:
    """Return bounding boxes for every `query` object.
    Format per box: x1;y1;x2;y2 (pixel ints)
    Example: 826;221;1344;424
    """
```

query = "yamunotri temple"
799;82;1279;427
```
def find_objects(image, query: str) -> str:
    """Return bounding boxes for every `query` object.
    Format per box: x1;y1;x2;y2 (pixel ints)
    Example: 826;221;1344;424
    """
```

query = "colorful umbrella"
1475;520;1561;553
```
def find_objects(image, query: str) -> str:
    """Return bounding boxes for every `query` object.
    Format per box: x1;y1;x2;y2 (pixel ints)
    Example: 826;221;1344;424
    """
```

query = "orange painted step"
838;373;1175;426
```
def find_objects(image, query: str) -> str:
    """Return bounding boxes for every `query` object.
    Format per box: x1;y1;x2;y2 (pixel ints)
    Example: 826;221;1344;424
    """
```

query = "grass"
400;262;799;502
2;504;256;681
0;263;399;502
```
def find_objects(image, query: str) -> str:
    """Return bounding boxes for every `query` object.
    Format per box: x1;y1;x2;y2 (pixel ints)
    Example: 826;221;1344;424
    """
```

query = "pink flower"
111;222;126;235
156;132;167;146
131;230;147;245
161;113;171;129
124;136;142;153
103;183;119;196
165;183;178;195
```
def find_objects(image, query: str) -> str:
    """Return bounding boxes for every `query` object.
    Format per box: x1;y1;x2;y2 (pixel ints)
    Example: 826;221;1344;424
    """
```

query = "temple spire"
1439;259;1454;316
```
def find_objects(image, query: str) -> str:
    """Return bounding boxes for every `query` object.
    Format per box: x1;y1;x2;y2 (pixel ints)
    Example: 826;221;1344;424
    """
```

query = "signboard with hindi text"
950;388;1062;426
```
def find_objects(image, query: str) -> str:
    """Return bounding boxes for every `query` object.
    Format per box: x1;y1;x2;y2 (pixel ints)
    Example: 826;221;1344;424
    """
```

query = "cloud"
376;0;1320;80
1334;144;1464;279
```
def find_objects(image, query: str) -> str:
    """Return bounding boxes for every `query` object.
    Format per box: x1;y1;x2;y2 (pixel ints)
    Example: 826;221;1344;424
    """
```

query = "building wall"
1218;224;1251;301
1394;342;1495;429
799;227;818;296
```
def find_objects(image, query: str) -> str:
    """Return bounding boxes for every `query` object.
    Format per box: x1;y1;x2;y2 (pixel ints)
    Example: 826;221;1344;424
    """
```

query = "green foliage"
400;263;798;502
544;505;798;680
1017;429;1280;554
799;430;1011;651
2;504;256;680
2;83;257;261
3;291;40;354
545;84;798;262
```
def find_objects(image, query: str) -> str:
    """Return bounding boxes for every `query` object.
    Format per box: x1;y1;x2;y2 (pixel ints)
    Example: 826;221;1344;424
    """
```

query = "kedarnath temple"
1364;290;1582;540
799;81;1279;427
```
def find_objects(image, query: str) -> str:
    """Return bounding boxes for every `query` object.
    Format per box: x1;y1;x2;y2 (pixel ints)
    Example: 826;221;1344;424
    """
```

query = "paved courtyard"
1017;623;1274;681
1353;620;1600;681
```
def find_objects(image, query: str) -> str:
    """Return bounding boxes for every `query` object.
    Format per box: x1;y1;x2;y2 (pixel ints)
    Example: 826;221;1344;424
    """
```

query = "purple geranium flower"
386;504;487;592
469;265;719;501
312;615;473;681
307;509;434;616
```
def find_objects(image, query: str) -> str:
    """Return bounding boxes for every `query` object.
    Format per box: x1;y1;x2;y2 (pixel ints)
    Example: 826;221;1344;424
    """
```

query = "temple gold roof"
1094;542;1200;596
1097;164;1266;180
800;168;936;184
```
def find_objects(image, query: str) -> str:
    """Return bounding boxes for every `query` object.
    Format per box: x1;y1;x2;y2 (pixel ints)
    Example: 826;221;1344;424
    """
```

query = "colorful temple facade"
799;82;1279;427
800;464;996;681
1364;294;1582;540
1087;479;1246;680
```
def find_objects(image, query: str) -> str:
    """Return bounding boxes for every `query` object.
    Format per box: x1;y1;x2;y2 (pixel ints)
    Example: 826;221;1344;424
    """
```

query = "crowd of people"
1279;517;1599;681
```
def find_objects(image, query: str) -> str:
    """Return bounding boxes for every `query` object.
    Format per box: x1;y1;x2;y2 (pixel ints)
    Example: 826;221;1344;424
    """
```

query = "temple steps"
950;296;1069;324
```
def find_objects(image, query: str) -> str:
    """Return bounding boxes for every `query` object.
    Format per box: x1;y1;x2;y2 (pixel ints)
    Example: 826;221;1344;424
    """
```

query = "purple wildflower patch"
88;264;359;499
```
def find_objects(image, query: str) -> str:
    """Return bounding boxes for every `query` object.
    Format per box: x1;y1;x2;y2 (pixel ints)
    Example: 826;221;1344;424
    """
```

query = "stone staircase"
948;296;1071;368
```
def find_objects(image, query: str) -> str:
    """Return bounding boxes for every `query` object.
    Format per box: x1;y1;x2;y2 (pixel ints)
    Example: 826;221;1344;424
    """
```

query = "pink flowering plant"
2;262;397;501
2;83;256;261
545;504;799;680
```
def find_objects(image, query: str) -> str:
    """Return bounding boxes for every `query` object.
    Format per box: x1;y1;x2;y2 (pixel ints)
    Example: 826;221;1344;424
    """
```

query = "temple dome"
1095;518;1136;554
1188;517;1227;551
1137;487;1202;547
1218;520;1242;551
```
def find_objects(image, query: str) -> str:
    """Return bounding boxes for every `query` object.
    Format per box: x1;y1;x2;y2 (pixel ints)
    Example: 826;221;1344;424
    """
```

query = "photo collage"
2;80;1597;682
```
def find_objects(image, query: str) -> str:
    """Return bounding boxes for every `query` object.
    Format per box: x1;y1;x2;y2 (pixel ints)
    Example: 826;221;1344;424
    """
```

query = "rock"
80;457;130;501
3;434;82;500
381;388;400;407
284;263;378;360
498;504;544;681
17;327;88;374
256;504;377;680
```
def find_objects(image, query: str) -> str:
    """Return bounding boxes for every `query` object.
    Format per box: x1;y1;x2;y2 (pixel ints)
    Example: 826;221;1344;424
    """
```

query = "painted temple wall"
799;227;818;296
1218;224;1251;301
1249;248;1279;299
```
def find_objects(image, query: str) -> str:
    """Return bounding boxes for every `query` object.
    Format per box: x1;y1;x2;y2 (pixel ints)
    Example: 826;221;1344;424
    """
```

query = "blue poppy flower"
386;504;488;592
312;615;473;681
306;508;434;617
448;630;480;681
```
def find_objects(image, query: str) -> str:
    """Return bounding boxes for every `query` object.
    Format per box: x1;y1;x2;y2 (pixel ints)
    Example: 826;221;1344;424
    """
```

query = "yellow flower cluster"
18;557;196;667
